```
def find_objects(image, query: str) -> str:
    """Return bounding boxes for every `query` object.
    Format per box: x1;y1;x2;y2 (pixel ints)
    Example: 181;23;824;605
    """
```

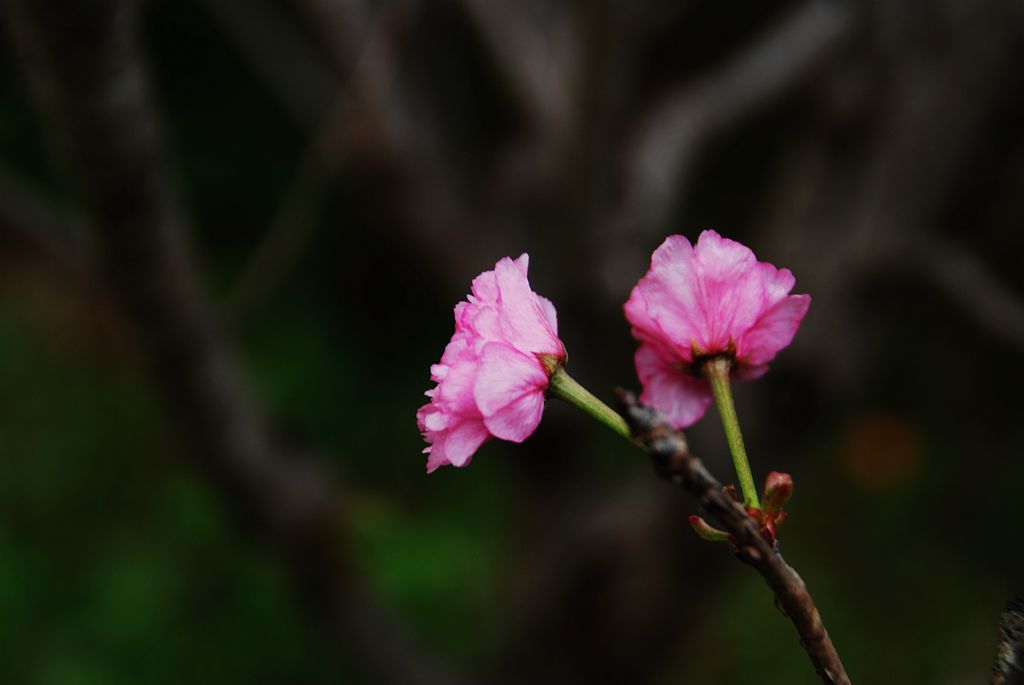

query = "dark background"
1;0;1023;683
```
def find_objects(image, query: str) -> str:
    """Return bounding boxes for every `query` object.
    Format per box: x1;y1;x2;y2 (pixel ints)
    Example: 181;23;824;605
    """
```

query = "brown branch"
992;599;1024;685
616;389;852;685
5;2;464;683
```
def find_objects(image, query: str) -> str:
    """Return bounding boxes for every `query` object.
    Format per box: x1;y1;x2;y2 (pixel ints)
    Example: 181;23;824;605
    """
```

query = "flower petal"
417;404;448;432
481;390;545;443
536;295;558;335
635;344;713;429
738;294;811;366
494;256;561;355
756;262;796;306
474;341;548;441
426;417;490;472
629;235;706;353
692;230;765;350
470;267;499;303
733;363;769;381
433;354;481;416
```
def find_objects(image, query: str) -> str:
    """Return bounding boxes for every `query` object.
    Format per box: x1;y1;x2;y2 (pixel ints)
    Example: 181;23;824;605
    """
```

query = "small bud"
763;471;793;512
689;515;730;542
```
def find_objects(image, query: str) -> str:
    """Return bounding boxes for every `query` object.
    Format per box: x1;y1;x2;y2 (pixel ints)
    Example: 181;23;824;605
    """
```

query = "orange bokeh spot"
841;413;923;491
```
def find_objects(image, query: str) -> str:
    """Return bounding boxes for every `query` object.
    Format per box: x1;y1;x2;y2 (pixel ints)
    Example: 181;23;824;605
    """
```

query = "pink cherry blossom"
417;255;565;472
624;230;810;429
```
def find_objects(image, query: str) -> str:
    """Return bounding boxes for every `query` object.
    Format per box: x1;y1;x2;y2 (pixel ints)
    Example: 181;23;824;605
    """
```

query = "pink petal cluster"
624;230;810;428
417;255;565;472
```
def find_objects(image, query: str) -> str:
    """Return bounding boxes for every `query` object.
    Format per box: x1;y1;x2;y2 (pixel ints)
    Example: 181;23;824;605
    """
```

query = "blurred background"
1;0;1023;683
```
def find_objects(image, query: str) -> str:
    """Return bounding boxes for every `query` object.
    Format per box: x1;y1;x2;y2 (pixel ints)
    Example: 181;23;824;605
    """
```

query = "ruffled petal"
417;404;448;432
470;268;499;304
481;391;545;443
433;354;481;416
494;256;562;355
625;289;693;365
692;230;765;350
631;235;707;353
738;294;810;366
635;344;713;429
426;417;490;472
536;295;558;335
460;304;501;349
474;342;548;441
438;334;472;368
756;262;796;307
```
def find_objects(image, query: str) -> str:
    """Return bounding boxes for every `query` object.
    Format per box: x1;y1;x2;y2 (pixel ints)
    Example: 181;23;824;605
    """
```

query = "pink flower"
418;255;565;472
624;230;810;428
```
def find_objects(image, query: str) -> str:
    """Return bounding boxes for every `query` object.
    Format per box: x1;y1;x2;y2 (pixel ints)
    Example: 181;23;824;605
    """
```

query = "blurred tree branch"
4;1;467;683
599;0;852;297
900;237;1024;354
0;170;85;282
755;0;1024;391
195;0;336;128
623;1;851;231
456;0;577;137
223;93;352;322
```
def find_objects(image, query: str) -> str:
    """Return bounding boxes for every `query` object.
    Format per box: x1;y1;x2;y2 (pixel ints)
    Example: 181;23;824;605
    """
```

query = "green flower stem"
548;368;633;443
704;357;760;510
